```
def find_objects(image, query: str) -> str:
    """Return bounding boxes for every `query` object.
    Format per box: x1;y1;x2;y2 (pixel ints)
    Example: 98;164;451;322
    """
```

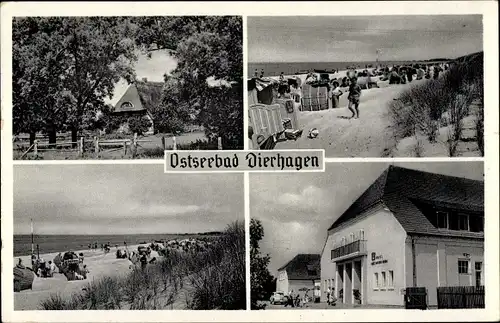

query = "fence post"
161;136;166;150
79;137;84;157
173;136;177;150
34;140;38;157
123;141;127;156
132;133;138;158
218;137;222;150
94;136;99;157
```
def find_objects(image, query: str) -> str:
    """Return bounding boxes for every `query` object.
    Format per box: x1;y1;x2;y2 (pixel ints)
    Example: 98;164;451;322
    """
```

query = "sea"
13;233;219;257
248;60;447;77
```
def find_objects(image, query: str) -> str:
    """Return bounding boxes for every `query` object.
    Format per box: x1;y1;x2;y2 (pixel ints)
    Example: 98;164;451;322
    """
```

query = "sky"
105;50;177;106
250;162;484;275
14;165;243;235
248;15;483;63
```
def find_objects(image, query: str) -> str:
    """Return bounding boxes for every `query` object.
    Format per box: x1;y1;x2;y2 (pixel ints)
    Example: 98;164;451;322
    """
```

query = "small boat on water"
295;70;310;75
313;69;336;74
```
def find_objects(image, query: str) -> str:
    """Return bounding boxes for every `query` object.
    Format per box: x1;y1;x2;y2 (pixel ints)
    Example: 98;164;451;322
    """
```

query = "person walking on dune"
347;77;362;119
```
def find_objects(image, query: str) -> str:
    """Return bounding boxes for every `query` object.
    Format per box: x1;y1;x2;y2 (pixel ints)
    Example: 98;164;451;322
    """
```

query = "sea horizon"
248;59;452;77
13;232;223;257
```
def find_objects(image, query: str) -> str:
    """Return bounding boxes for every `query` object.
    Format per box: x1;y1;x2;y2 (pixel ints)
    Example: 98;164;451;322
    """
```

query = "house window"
381;272;387;288
388;270;394;288
349;233;355;243
475;262;483;287
449;212;460;230
374;273;379;289
458;260;469;274
459;213;469;231
120;102;134;109
469;216;484;232
359;229;365;240
436;211;448;229
341;237;346;246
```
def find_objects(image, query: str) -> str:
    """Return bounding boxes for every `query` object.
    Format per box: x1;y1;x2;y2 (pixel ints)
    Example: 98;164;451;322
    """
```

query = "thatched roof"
113;80;164;113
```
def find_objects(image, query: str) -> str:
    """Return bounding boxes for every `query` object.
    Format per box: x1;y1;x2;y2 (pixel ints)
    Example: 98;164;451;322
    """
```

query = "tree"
250;218;274;309
134;16;243;148
149;75;192;134
12;17;138;144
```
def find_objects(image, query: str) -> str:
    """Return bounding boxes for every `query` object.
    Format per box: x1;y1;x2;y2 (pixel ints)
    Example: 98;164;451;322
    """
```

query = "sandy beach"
14;244;156;310
255;71;481;157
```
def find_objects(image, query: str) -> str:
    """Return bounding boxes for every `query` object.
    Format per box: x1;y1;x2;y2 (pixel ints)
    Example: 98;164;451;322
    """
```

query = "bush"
127;116;152;136
389;56;483;152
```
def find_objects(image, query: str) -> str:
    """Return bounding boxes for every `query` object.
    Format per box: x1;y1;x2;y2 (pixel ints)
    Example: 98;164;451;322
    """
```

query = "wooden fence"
17;133;223;159
437;286;485;309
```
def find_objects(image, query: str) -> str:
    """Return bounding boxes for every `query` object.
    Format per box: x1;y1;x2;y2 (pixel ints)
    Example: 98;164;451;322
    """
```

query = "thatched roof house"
112;78;163;134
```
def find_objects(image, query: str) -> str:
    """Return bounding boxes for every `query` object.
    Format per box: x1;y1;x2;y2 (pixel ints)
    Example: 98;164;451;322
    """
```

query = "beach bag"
13;265;35;292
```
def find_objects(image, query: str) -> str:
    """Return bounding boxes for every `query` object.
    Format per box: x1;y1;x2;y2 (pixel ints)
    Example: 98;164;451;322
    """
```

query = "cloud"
14;165;243;234
276;185;329;214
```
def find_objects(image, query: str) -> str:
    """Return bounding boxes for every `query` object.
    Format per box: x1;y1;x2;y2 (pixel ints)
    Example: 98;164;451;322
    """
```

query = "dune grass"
39;221;245;310
387;54;484;157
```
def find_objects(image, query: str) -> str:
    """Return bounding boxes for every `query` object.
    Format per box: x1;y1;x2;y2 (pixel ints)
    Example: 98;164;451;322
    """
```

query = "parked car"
270;291;288;305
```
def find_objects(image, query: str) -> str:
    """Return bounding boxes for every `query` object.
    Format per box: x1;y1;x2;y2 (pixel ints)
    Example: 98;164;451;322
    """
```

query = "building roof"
113;80;164;113
328;166;484;238
278;254;320;280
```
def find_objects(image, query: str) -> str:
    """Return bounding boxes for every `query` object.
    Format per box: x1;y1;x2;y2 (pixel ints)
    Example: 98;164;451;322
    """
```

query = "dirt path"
275;80;425;157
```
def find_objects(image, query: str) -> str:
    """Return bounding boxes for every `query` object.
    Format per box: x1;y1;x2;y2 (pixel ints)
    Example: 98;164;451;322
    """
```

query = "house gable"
113;84;145;113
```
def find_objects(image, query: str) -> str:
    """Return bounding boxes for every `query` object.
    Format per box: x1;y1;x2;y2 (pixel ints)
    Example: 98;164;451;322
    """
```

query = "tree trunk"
29;132;36;146
71;128;78;148
48;129;57;148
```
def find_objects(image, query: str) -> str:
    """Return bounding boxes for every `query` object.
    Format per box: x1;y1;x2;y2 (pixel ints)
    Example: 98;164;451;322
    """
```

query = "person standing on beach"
279;72;285;82
347;77;362;119
330;81;343;109
260;69;265;78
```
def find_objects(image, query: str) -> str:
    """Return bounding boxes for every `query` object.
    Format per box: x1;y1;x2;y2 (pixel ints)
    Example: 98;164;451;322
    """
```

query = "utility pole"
31;218;34;256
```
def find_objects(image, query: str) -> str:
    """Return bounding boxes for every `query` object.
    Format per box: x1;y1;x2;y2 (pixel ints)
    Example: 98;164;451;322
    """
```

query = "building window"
359;229;365;240
458;213;469;231
475;262;483;287
469;215;484;232
341;237;346;246
458;260;469;274
388;270;394;288
349;233;355;243
120;102;134;109
374;273;379;289
436;211;448;229
381;271;387;288
449;212;460;230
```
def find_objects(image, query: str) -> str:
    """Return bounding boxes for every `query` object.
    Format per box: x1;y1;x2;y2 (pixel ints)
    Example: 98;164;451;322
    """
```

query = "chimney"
142;77;148;83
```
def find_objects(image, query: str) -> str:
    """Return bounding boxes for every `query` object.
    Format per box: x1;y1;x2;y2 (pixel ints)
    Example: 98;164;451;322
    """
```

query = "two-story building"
320;166;484;307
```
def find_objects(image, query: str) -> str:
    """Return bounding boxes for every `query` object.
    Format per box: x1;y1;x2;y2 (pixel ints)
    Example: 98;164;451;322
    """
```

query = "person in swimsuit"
347;77;362;119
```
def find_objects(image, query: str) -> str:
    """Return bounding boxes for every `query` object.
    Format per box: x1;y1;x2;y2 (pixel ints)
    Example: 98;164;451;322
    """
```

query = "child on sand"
347;78;362;119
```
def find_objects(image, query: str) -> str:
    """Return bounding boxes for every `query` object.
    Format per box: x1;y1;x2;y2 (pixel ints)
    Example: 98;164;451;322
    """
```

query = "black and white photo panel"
250;162;484;310
13;164;245;310
12;16;243;160
247;15;483;158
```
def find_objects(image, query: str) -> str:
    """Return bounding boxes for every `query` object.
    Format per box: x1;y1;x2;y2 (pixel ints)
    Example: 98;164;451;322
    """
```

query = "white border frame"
2;1;499;322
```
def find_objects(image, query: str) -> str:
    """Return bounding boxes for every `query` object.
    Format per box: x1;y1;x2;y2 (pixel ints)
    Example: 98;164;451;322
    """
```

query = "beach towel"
14;265;35;292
